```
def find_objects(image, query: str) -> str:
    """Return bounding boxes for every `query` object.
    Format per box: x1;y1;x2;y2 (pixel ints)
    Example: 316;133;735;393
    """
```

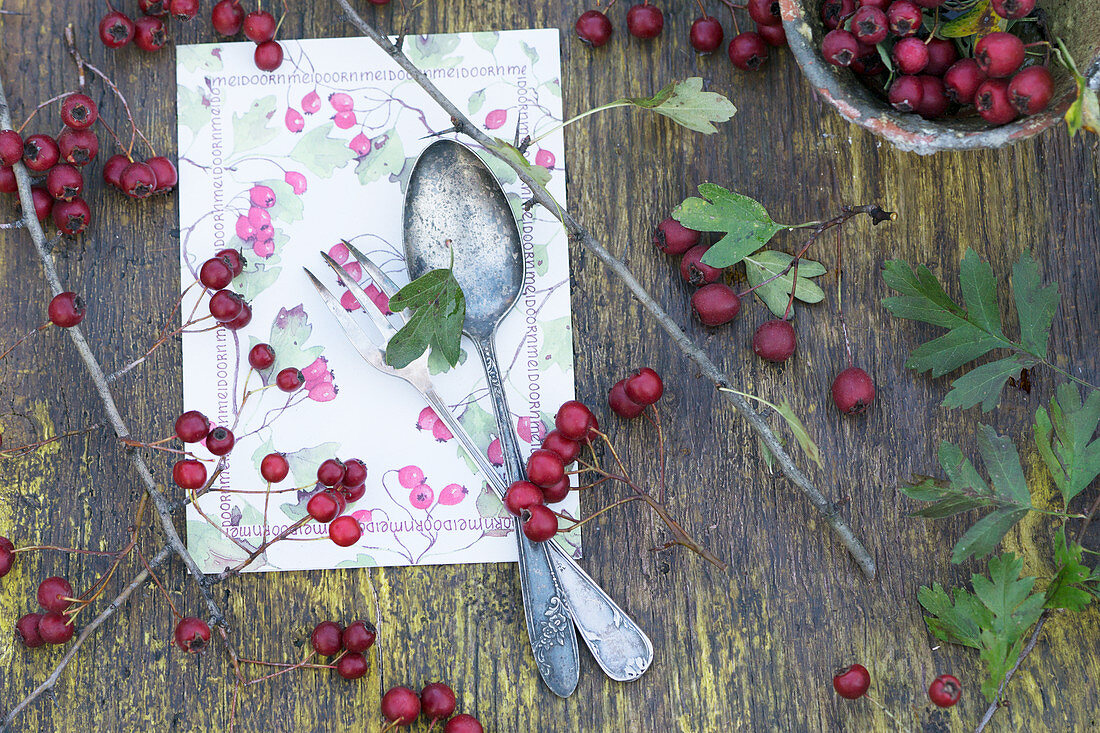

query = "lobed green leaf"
673;184;783;268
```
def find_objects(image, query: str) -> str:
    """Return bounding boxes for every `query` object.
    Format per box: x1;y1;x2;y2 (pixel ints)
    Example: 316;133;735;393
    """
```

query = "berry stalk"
334;0;876;578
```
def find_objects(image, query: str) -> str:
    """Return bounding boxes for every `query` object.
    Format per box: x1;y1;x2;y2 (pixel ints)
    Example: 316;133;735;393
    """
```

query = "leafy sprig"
1034;383;1100;507
882;249;1066;412
384;258;466;370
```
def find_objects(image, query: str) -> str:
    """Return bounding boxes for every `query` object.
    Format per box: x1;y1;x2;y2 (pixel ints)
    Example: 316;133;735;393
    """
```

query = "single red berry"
991;0;1034;19
692;283;741;326
747;0;781;26
653;217;700;255
1008;66;1053;115
833;664;871;699
134;15;169;52
753;319;796;362
120;162;158;198
317;458;346;487
886;0;921;36
276;367;305;392
0;536;12;552
310;621;343;655
217;249;245;276
169;0;200;21
48;292;86;328
522;504;558;542
975;78;1018;125
52;198;91;236
690;16;724;53
888;75;925;113
99;11;136;48
505;480;545;516
421;682;457;722
626;3;664;39
336;652;369;679
341;481;366;502
542;475;571;504
16;613;45;648
924;38;958;76
0;546;12;578
944;59;986;105
175;410;210;442
680;244;722;285
259;452;290;483
199;257;234;290
343;458;368;486
892;36;929;75
60;94;98;130
625;367;663;405
226;303;255;332
0;165;14;195
444;714;484;733
173;459;208;490
244;345;275;373
38;611;75;645
381;686;421;726
608;379;646;419
850;7;887;45
527;449;565;489
541;430;582;464
822;29;860;67
329;515;361;546
831;366;876;415
139;0;168;15
174;617;211;653
575;10;613;47
23;134;60;172
0;129;21;166
102;154;130;188
555;400;594;441
46;164;84;201
57;129;98;167
756;22;787;47
209;289;245;322
728;32;768;71
342;619;377;653
928;674;962;708
820;0;856;30
147;156;178;191
255;41;284;72
917;75;949;120
975;32;1024;78
27;186;53;222
211;0;244;35
205;426;235;455
913;0;946;6
37;576;74;613
243;11;277;42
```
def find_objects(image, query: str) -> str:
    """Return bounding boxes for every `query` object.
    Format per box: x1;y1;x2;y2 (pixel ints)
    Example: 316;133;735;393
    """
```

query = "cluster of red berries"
307;457;369;547
211;1;284;71
380;682;482;733
310;619;377;679
13;576;79;648
608;366;664;418
97;1;188;54
820;0;1052;125
103;150;178;200
201;248;252;330
503;400;600;543
575;1;665;47
833;663;962;709
1;95;108;236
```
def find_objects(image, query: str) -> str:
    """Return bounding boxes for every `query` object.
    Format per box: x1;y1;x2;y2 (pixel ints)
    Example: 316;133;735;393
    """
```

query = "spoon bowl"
402;140;523;338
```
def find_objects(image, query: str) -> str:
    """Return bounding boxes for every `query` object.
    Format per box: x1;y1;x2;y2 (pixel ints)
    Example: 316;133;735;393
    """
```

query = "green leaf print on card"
179;45;224;73
178;86;212;136
405;34;462;69
355;129;405;185
267;305;324;375
538;316;572;372
233;95;279;153
289;123;356;179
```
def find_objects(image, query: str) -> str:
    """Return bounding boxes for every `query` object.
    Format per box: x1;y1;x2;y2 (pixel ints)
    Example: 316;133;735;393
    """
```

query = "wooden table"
2;1;1098;731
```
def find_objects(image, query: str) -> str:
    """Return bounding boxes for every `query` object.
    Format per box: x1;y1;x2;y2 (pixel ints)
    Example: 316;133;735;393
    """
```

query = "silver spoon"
402;140;653;690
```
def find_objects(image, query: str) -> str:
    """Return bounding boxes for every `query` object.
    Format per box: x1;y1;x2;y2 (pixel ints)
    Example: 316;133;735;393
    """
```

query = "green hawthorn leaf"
622;77;737;134
977;424;1029;506
1045;527;1094;611
743;251;826;317
385;266;466;370
952;508;1029;563
673;185;783;268
1065;61;1100;136
938;0;1006;38
942;356;1033;412
905;324;1001;377
775;400;822;469
1012;253;1058;358
960;249;1004;338
1035;383;1100;505
489;138;551;188
917;582;984;648
384;308;433;369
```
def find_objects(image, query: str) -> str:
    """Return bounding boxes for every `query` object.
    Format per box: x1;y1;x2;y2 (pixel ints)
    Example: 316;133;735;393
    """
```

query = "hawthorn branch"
0;72;234;639
974;612;1048;733
334;0;875;578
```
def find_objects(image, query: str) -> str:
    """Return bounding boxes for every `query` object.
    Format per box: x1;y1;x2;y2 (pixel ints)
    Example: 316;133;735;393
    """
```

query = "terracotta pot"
780;0;1100;153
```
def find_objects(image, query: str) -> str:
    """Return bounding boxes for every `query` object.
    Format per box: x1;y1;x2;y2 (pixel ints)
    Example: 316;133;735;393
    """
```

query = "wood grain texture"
1;1;1099;731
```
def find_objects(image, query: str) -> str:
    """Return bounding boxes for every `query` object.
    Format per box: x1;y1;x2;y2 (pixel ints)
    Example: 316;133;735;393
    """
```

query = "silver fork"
305;244;654;686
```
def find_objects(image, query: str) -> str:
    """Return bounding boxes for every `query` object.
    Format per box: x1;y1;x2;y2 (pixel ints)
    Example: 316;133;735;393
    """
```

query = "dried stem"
334;0;875;578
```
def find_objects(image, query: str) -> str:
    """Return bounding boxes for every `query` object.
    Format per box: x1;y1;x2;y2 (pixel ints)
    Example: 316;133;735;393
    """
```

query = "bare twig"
333;0;876;578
